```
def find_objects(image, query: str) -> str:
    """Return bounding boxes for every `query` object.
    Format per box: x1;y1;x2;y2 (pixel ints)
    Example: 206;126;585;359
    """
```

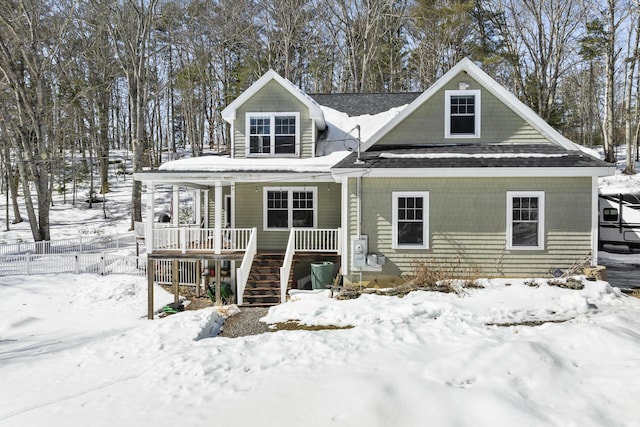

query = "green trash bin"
311;262;334;289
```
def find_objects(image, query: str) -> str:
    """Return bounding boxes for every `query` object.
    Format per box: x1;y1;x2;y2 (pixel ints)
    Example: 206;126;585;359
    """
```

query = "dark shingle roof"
310;93;421;116
332;143;611;169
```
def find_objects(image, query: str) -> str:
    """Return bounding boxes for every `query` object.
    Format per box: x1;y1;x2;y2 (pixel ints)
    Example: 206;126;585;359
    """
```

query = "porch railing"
292;228;342;253
280;228;341;302
235;227;257;305
152;227;253;254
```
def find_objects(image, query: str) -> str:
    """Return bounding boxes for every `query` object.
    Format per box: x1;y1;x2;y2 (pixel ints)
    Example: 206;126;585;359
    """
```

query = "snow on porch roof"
157;150;350;173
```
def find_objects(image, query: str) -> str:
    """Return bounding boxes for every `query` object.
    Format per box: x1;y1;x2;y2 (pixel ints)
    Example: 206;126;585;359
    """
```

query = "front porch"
145;226;342;318
139;177;343;318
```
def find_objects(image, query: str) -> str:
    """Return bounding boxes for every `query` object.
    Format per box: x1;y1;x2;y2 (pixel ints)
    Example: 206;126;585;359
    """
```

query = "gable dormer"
221;70;326;159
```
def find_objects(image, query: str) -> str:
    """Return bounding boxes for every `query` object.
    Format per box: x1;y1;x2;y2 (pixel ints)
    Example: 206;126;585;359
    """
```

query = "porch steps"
242;252;284;306
242;251;341;306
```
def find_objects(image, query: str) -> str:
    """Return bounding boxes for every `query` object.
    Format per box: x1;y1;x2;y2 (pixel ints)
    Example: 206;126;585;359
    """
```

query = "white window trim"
245;112;300;157
506;191;545;250
263;186;317;231
392;191;430;249
444;90;481;138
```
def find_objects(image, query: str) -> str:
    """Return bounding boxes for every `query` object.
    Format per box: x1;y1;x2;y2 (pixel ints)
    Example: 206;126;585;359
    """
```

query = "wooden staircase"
242;251;342;306
242;252;284;306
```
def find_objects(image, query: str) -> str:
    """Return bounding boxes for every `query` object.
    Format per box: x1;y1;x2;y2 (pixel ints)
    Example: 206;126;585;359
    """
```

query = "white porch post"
145;182;155;254
214;181;223;254
203;189;210;227
230;184;235;227
340;177;349;276
195;189;202;227
172;185;179;226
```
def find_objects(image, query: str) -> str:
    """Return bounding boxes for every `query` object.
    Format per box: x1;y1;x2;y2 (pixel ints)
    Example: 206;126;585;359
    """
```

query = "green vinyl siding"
234;80;315;158
234;181;341;250
376;72;549;146
205;186;231;227
346;176;592;279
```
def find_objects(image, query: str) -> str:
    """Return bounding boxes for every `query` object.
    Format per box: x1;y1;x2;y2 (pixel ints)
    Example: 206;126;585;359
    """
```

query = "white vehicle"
599;193;640;249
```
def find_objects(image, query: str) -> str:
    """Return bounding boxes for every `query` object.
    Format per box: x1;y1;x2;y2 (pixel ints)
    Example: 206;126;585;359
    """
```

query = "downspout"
357;173;363;287
357;174;361;237
591;177;599;267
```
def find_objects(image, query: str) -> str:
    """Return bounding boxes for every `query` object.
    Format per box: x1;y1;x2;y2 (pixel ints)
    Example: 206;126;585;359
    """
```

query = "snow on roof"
158;150;351;173
159;103;409;173
316;104;407;156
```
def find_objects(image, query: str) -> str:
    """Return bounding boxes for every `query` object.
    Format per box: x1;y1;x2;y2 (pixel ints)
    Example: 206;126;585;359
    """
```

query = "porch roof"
332;144;615;177
134;151;349;184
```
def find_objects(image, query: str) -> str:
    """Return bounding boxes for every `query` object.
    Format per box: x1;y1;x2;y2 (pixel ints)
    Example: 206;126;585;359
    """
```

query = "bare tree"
326;0;402;92
0;0;77;243
98;0;161;229
623;2;639;174
485;0;586;125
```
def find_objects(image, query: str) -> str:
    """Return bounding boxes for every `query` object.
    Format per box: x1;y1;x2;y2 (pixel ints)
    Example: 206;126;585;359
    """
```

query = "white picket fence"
0;233;137;256
0;253;145;276
0;252;203;286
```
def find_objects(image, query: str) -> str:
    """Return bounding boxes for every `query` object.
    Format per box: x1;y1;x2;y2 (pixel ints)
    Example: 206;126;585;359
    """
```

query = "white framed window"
263;187;317;230
246;112;300;156
392;192;429;249
445;90;481;138
506;191;545;250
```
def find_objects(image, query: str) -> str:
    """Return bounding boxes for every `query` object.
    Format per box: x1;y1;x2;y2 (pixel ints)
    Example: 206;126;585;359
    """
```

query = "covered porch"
144;226;342;318
138;173;344;317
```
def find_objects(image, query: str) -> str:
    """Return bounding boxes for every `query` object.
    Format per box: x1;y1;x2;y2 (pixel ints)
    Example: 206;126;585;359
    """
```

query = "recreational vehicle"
599;193;640;249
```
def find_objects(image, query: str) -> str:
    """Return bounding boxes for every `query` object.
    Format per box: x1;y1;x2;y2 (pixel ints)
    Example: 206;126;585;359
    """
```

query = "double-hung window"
506;191;545;250
264;187;316;230
392;192;429;249
247;112;299;156
445;90;481;138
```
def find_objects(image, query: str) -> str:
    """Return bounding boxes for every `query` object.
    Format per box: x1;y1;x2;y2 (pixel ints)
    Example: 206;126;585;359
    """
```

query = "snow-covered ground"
1;145;640;426
1;274;639;426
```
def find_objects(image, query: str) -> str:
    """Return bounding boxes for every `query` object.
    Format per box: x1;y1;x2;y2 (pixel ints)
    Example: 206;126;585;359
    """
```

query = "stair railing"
279;227;342;302
279;228;298;303
235;227;257;305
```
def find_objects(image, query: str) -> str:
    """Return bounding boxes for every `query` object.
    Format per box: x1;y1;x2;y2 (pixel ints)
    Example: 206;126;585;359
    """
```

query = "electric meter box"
351;235;368;268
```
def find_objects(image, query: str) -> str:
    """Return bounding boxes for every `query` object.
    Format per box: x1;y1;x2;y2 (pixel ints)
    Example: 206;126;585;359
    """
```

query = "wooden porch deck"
148;251;245;261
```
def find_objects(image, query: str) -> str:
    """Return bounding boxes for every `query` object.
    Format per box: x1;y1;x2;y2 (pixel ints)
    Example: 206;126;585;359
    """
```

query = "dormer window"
246;112;299;156
445;90;481;138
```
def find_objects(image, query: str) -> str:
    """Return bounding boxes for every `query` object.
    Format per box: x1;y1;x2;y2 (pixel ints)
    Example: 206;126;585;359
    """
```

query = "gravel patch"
219;306;271;338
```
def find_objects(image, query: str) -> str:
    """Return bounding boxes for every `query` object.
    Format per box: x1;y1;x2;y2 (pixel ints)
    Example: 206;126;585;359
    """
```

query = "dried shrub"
547;277;585;290
401;258;484;294
334;258;485;300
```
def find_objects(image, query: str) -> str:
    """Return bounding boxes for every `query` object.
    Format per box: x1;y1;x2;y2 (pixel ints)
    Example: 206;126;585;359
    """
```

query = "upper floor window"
445;90;481;138
506;191;545;250
246;112;299;156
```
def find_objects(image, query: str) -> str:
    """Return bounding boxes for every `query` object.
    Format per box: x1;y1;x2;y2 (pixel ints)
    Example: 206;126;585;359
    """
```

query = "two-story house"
135;58;614;314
